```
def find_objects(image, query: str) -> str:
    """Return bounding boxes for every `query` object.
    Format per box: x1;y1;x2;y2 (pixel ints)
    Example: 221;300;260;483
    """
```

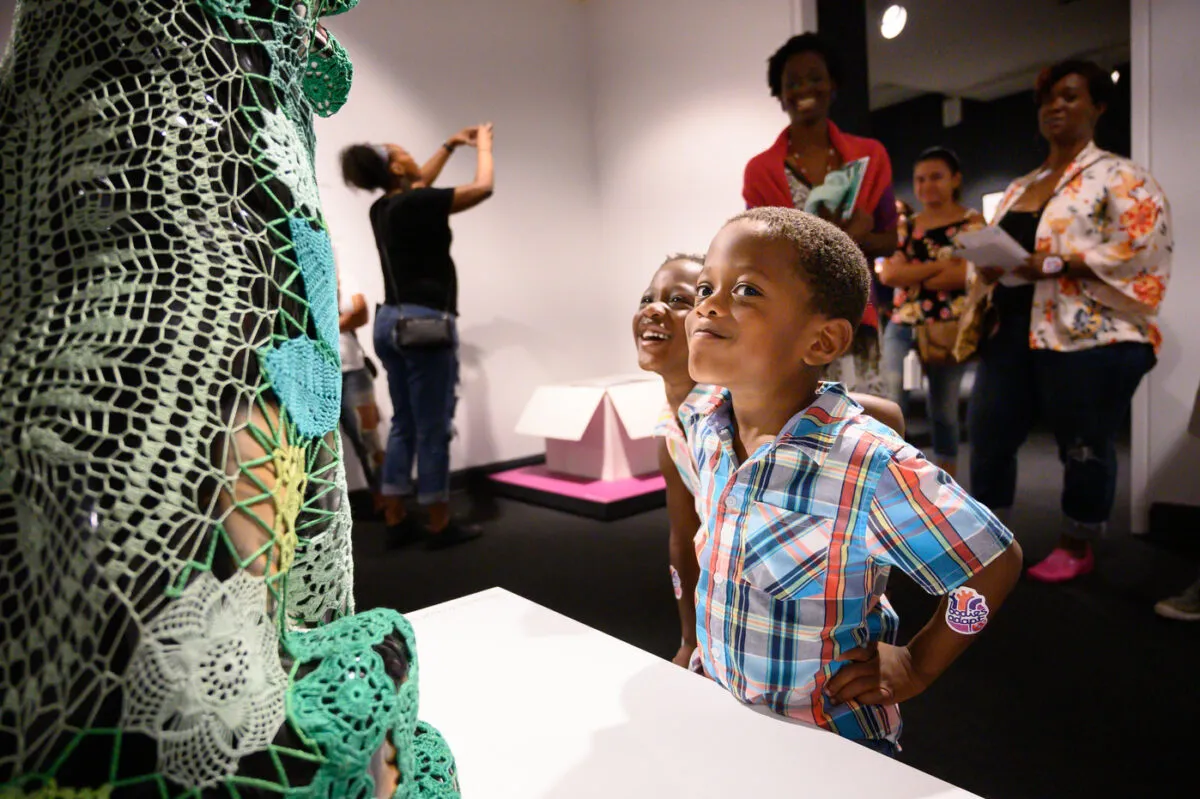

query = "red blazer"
742;121;893;330
743;121;894;215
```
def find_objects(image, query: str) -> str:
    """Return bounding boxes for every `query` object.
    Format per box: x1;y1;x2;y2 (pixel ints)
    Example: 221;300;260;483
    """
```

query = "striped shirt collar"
680;382;863;469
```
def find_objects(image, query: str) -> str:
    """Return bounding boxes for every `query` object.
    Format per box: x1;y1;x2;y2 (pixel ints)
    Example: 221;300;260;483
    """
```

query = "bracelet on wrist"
442;141;456;153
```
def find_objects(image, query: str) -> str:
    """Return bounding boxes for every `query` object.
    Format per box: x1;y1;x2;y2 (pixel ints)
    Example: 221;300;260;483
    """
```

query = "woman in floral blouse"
968;60;1172;583
879;147;985;479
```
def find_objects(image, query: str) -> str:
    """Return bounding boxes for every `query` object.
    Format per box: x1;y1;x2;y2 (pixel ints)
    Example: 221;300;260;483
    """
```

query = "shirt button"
713;571;725;585
710;643;722;661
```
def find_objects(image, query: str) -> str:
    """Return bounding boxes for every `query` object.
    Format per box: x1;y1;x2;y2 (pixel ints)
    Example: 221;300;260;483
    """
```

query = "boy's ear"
801;317;855;367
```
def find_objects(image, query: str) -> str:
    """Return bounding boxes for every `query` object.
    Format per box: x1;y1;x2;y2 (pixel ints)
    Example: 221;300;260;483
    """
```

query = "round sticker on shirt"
945;587;990;635
670;565;683;600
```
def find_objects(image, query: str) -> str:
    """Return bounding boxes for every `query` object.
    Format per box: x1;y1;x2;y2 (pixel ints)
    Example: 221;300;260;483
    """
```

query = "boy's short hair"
726;207;870;326
662;252;704;267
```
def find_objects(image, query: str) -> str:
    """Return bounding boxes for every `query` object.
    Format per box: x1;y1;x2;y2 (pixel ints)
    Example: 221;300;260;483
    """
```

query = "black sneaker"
385;515;425;548
424;520;483;550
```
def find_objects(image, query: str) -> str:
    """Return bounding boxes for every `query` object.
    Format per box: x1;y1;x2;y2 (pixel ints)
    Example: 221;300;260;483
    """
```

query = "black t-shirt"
993;209;1042;319
997;209;1040;254
369;187;458;314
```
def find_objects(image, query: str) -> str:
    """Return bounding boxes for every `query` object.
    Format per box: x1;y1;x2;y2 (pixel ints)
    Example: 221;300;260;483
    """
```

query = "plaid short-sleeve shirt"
677;382;1013;744
655;398;702;498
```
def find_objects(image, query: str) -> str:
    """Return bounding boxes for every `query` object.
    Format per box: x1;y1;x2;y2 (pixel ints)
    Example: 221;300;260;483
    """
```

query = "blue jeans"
340;367;384;492
880;321;966;462
373;303;459;504
967;293;1155;531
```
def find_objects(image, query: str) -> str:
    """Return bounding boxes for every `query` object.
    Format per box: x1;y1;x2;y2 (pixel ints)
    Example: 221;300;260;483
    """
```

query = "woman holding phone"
340;123;495;547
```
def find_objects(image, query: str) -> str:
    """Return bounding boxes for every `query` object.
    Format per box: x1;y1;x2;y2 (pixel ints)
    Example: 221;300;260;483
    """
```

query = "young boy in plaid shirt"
674;207;1022;754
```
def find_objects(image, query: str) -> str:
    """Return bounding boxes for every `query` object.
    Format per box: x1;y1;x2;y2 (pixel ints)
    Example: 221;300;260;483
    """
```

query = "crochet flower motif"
122;571;287;788
255;109;320;216
304;31;355;117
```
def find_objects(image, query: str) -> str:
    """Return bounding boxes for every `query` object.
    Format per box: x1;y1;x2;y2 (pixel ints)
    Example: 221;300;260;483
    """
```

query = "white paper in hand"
954;225;1034;286
953;226;1029;270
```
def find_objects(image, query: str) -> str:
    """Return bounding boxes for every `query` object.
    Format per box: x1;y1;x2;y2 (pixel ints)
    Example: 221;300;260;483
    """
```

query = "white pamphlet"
953;225;1034;286
952;225;1029;270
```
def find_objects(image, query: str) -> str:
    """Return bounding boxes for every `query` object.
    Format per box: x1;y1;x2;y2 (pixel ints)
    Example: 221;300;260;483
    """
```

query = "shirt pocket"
740;497;834;602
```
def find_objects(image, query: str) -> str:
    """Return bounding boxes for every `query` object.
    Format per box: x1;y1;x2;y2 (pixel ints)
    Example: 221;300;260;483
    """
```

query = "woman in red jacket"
744;33;899;394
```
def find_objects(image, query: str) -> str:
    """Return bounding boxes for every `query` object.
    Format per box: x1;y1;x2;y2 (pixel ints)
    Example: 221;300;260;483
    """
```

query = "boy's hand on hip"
825;643;928;706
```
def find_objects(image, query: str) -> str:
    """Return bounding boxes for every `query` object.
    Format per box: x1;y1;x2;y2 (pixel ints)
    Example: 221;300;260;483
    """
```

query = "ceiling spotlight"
1111;68;1121;84
881;5;908;40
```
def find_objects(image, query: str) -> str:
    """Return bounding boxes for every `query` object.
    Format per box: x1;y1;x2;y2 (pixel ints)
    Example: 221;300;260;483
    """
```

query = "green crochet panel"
305;30;354;118
0;1;458;796
285;610;456;799
409;724;461;799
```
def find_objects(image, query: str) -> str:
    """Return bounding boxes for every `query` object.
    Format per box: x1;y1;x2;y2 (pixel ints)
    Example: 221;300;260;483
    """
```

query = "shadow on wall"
456;317;544;463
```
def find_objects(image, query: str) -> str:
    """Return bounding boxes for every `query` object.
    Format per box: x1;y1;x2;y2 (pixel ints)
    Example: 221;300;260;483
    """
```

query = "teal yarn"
316;0;361;17
305;30;355;117
290;216;340;349
410;722;461;798
264;337;343;439
287;609;420;798
197;0;253;17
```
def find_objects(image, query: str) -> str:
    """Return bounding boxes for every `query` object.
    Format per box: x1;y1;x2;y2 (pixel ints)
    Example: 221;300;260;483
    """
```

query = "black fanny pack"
392;312;454;349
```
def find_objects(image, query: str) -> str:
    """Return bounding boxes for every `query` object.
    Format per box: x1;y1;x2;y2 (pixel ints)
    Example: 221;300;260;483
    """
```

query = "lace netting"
0;1;457;796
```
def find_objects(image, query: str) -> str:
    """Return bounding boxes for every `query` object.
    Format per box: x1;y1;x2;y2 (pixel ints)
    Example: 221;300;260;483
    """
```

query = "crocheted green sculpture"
0;1;457;796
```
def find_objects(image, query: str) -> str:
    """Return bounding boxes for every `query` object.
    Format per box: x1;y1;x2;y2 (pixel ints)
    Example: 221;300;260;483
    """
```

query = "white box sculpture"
516;375;665;481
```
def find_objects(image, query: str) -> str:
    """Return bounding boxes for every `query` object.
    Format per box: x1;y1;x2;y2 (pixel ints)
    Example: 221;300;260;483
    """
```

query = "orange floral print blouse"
984;141;1172;352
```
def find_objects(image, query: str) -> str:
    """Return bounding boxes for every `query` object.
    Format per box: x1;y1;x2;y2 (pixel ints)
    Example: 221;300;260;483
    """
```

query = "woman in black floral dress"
878;148;984;478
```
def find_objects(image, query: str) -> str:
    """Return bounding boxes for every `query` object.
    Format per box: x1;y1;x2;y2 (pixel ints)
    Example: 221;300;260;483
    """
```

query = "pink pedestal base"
488;465;666;520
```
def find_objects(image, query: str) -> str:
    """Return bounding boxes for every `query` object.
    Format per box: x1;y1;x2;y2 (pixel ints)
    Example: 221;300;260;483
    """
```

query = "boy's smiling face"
687;219;850;393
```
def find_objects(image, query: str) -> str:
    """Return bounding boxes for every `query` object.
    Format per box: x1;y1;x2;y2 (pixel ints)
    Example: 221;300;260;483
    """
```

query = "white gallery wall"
321;0;805;480
1131;0;1200;526
318;0;810;482
315;0;608;483
586;0;800;313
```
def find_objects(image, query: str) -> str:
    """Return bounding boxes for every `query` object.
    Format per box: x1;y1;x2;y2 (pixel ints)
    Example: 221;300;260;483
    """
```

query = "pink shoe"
1026;547;1094;583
